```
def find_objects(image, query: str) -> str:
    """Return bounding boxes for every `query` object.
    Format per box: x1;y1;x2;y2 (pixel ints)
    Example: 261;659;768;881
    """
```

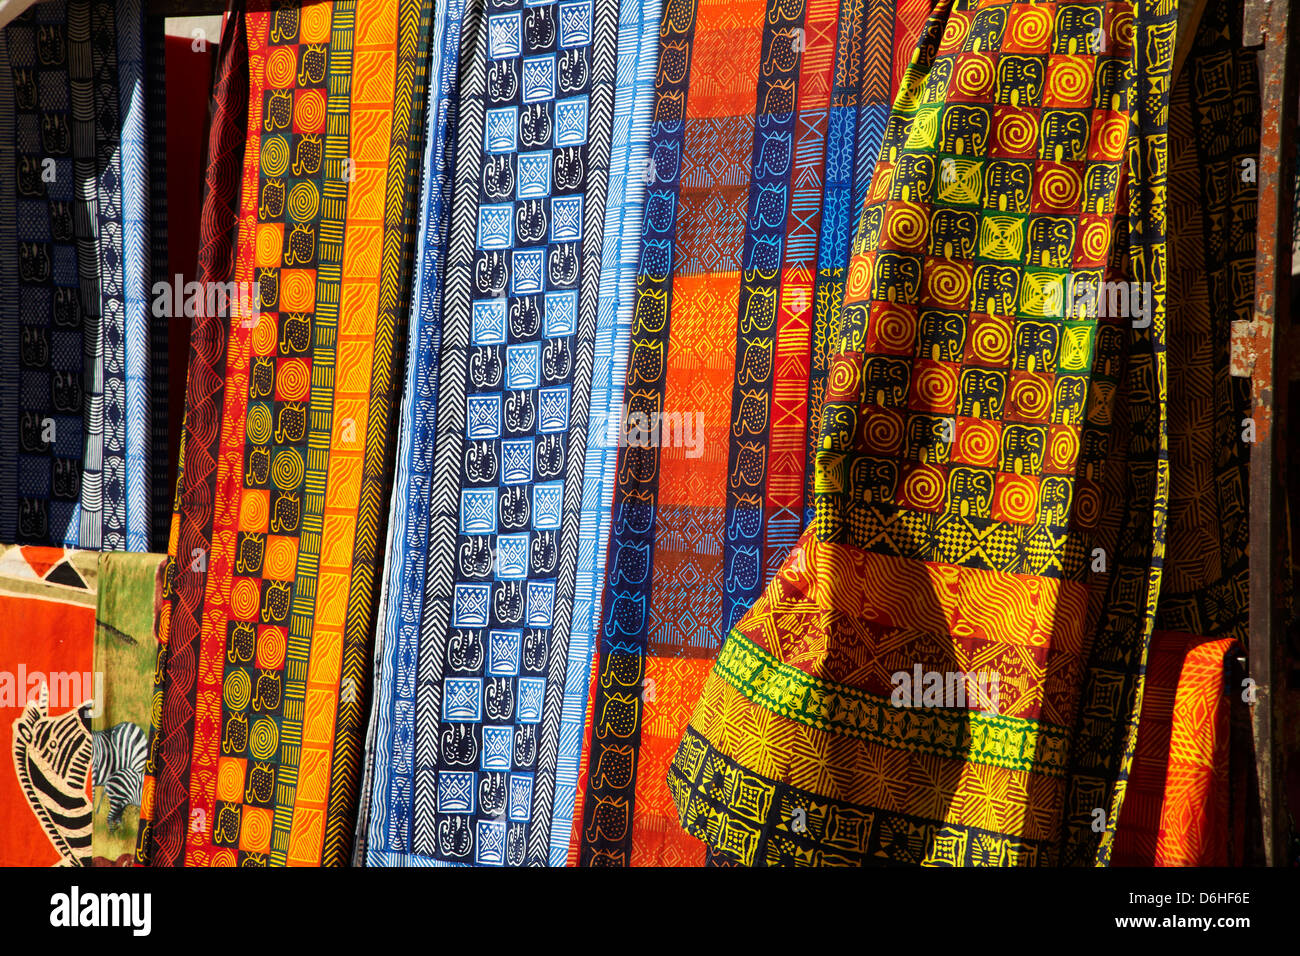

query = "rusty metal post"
1238;0;1298;867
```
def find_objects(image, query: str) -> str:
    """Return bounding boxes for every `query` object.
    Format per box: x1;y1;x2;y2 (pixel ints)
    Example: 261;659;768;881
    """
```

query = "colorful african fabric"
0;0;162;552
92;550;167;866
666;0;1178;866
1106;0;1258;870
572;0;935;867
1113;633;1238;867
0;543;97;866
138;0;434;867
0;544;167;867
356;0;467;865
362;0;635;868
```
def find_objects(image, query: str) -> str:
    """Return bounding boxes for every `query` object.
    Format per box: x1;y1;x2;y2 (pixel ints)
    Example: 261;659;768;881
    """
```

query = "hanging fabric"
138;0;434;867
0;0;161;552
573;0;935;867
361;0;640;867
0;543;98;866
666;0;1176;866
1112;0;1257;868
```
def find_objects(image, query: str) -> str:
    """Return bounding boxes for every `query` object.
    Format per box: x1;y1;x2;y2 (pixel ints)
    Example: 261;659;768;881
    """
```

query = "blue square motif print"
508;774;534;821
526;581;556;628
516;151;551;200
532;481;563;530
506;342;541;390
496;533;530;580
487;629;522;676
488;12;521;58
452;584;491;628
437;771;476;814
477;203;514;250
538;386;570;432
554;97;587;146
472;298;508;345
511;248;545;295
543;290;577;337
475;820;507;866
482;726;513;772
522;55;556;104
442;677;483;722
485;107;518;154
460;488;497;534
501;438;534;484
466;393;502;439
517;677;546;723
558;0;592;47
550;195;583;242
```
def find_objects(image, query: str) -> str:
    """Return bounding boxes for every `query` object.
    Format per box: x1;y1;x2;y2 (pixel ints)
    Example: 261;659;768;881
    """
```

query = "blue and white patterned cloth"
0;0;159;552
359;0;655;866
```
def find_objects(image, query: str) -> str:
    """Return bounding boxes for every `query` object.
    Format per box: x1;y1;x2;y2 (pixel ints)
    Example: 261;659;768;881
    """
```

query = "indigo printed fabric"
573;0;934;866
363;0;625;867
357;0;468;865
361;0;658;868
138;0;433;867
549;0;661;866
666;0;1177;867
0;0;159;552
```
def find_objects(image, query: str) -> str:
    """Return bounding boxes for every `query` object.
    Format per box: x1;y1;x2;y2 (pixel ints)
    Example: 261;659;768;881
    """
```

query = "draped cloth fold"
667;0;1177;866
138;0;434;866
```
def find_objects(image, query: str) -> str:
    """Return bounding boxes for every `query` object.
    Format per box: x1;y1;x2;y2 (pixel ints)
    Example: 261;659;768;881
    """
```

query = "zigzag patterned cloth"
573;0;935;867
1112;633;1238;867
666;0;1182;866
137;0;434;866
360;0;647;868
0;0;162;552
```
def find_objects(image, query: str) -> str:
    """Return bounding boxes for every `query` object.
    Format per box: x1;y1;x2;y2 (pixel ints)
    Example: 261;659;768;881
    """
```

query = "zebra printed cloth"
138;0;436;867
571;0;935;866
0;543;98;866
359;0;641;867
0;0;164;552
92;549;167;865
0;543;165;867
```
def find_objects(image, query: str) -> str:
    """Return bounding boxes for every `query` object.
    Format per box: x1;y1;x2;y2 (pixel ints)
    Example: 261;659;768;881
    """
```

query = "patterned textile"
0;0;160;552
137;0;434;867
362;0;637;868
666;0;1178;866
1108;0;1256;869
0;544;166;867
574;0;935;867
1112;633;1237;867
0;543;97;866
356;0;467;865
92;550;167;865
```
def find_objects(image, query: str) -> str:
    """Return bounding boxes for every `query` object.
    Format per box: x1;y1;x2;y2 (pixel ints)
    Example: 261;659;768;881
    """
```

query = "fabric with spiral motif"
0;0;162;553
667;0;1181;866
137;0;434;866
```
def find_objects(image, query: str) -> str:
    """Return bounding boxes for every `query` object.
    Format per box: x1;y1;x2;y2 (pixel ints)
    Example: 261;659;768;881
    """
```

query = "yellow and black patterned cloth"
667;0;1242;866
